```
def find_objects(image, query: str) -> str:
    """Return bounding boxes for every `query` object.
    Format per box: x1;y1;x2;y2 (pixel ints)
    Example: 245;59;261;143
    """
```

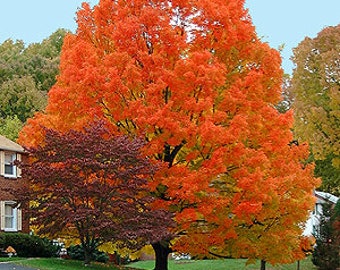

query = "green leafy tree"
0;29;67;139
314;155;340;196
0;75;47;122
0;39;26;84
0;116;23;141
23;29;68;91
0;29;67;91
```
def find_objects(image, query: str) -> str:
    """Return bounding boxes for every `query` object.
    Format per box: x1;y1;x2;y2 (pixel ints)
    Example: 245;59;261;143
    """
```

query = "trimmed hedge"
0;233;58;257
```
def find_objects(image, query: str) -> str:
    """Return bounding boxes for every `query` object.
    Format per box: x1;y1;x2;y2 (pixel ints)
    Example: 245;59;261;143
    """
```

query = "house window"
4;152;17;177
5;203;16;230
1;201;21;232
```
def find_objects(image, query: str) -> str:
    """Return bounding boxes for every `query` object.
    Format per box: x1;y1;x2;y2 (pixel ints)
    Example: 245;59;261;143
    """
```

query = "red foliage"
17;122;173;263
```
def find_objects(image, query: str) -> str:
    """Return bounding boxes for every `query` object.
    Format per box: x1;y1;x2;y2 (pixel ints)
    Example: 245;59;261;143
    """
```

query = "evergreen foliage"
312;200;340;270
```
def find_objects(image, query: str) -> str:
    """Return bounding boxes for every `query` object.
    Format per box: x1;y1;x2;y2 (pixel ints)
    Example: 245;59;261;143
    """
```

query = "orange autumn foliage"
19;0;320;266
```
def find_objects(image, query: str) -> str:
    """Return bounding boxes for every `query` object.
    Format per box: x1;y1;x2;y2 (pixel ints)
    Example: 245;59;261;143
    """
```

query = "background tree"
17;122;173;265
0;29;67;139
290;24;340;195
0;116;23;141
0;75;46;122
23;29;67;92
0;39;26;84
19;0;319;269
276;74;294;113
314;155;340;196
312;200;340;270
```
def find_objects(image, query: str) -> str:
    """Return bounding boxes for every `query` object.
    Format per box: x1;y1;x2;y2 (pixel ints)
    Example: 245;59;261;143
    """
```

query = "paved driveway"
0;262;36;270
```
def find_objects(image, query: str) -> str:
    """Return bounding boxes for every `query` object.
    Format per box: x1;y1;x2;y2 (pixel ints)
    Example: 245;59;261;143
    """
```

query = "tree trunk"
83;248;92;266
297;260;300;270
152;241;172;270
260;260;266;270
82;243;96;266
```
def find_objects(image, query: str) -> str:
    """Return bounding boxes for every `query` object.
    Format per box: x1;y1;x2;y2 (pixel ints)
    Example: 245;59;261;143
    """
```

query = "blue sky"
1;1;339;74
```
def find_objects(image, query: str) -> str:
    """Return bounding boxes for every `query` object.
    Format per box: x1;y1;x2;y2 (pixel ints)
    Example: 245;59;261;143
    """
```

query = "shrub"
67;244;109;263
0;233;58;257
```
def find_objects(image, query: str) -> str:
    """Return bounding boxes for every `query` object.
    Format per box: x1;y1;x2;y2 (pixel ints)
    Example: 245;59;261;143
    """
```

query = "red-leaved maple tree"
17;122;173;265
19;0;319;269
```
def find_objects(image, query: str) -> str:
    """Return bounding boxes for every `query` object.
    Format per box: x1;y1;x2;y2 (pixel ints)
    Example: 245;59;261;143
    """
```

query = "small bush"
0;233;58;257
67;244;109;263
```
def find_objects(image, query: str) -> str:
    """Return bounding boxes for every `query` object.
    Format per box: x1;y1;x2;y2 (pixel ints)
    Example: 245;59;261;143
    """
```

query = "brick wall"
0;155;29;234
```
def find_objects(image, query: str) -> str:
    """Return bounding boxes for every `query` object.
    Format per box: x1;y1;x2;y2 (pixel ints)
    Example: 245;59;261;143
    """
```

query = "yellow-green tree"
290;24;340;194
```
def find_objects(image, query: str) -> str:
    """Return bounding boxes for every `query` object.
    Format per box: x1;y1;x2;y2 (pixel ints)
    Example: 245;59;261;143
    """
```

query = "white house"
303;190;339;236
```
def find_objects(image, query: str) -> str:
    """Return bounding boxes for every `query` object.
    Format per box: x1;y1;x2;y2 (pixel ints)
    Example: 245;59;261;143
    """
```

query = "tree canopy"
0;29;67;140
289;24;340;195
19;0;319;269
290;24;340;167
17;122;173;265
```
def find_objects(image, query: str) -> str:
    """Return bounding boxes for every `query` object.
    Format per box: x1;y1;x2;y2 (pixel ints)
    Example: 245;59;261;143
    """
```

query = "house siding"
303;190;339;236
0;136;29;233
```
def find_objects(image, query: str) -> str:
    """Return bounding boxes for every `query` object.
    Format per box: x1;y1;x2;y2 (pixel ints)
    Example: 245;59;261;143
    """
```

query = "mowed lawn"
4;257;316;270
127;257;316;270
1;258;120;270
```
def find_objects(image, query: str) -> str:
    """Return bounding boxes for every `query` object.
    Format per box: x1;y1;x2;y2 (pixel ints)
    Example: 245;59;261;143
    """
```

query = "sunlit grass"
127;257;316;270
2;256;316;270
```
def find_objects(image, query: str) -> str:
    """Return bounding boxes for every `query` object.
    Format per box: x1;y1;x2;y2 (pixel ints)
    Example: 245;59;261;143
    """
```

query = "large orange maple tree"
19;0;319;269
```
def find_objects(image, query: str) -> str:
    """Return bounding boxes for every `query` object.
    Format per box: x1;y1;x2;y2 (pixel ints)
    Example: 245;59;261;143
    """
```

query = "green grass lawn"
4;257;316;270
0;257;24;262
126;257;316;270
8;258;120;270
